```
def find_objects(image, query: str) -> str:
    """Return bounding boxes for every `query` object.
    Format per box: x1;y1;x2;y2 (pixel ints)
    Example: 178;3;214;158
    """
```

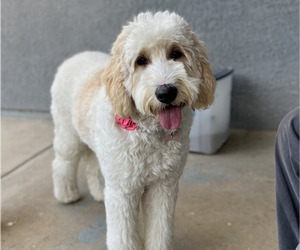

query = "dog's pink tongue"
159;106;181;130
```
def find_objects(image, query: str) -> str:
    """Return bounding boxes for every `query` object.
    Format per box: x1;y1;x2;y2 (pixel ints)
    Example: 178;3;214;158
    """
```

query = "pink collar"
115;115;138;131
115;115;179;142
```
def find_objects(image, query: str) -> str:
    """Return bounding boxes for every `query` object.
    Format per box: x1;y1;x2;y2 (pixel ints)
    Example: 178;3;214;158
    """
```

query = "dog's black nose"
155;84;177;104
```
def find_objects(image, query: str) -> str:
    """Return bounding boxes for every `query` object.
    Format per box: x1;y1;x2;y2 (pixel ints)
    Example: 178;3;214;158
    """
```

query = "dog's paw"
54;184;80;204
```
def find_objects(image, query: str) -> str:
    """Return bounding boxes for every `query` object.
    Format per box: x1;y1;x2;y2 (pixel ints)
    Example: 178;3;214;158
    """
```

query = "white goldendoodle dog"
51;11;216;250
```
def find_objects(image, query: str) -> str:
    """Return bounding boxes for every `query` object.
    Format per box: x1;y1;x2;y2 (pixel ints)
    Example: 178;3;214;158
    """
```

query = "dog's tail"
80;148;105;202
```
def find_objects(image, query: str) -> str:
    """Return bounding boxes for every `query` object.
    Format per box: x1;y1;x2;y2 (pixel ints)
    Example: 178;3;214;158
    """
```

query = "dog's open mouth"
158;105;181;130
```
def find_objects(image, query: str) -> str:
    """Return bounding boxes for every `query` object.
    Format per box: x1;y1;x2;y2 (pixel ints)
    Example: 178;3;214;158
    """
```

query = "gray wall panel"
2;0;299;129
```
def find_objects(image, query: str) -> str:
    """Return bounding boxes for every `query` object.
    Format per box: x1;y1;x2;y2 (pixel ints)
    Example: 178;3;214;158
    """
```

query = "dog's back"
51;51;109;118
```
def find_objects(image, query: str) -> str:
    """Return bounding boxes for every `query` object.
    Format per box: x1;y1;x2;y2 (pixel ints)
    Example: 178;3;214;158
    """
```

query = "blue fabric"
276;107;299;250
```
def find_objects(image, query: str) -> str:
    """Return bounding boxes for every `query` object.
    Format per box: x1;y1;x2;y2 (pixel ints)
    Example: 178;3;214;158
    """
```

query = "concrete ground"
1;115;278;250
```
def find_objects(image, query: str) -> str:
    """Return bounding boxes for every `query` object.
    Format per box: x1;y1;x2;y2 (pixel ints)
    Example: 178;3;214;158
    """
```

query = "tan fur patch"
175;79;194;107
142;88;159;116
101;33;135;119
192;40;216;110
73;70;103;143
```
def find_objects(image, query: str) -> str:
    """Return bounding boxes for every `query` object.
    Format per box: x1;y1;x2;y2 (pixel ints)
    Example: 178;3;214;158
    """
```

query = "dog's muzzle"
155;84;177;104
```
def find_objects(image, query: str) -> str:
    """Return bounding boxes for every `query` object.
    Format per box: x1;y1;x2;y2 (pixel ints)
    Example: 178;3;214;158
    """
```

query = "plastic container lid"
213;68;234;80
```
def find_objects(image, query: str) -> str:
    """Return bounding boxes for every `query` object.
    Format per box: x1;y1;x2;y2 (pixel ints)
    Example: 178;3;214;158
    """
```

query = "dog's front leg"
105;186;143;250
143;181;179;250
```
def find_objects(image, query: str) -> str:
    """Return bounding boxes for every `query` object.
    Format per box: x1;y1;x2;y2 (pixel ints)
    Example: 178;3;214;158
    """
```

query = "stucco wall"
2;0;299;129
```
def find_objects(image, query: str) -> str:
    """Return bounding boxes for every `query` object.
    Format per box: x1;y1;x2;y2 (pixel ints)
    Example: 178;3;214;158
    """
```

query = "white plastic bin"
189;69;234;154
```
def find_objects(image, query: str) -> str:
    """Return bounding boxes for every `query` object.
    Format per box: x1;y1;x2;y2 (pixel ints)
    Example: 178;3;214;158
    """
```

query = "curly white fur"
51;11;215;250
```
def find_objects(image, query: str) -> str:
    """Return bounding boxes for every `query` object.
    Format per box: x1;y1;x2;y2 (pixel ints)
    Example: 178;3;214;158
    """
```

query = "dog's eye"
170;51;183;60
136;57;148;66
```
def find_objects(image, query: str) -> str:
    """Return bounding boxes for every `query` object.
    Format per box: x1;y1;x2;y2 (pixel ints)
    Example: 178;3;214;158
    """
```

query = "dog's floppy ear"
191;39;216;110
101;33;135;118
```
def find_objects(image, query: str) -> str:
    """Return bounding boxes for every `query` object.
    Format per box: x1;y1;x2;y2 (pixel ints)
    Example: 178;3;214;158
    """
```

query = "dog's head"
102;11;216;130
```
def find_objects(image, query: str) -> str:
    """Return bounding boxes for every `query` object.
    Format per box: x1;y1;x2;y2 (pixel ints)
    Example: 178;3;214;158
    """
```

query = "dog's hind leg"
82;148;104;202
52;124;83;204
